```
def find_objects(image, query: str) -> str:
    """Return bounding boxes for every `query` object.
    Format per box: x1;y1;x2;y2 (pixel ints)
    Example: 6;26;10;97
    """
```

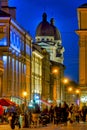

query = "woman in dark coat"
61;102;69;125
10;112;16;129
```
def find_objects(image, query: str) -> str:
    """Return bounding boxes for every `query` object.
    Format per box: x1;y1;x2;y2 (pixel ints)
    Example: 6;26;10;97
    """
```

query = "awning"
0;105;4;115
40;99;51;106
0;98;16;106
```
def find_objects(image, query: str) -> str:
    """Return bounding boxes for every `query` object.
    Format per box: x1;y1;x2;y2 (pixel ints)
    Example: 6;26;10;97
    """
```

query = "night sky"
9;0;87;82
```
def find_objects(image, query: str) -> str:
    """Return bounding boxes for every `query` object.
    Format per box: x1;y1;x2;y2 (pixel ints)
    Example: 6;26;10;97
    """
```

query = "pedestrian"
69;104;75;123
19;113;25;128
10;112;16;129
81;103;87;122
74;104;80;123
61;101;69;125
54;103;62;125
49;105;54;123
8;113;12;125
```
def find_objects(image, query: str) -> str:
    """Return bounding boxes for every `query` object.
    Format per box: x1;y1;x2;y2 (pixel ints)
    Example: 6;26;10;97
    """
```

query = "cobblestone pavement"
0;122;87;130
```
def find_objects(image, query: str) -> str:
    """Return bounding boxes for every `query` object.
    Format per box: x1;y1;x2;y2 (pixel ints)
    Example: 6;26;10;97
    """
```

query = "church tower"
35;13;64;64
35;13;65;103
76;3;87;103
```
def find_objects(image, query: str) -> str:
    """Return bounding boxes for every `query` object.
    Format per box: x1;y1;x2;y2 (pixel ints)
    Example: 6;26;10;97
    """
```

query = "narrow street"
0;122;87;130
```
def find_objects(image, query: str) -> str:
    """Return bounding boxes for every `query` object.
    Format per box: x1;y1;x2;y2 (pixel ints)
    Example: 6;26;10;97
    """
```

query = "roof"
32;43;42;52
79;3;87;8
0;9;10;17
36;12;61;40
1;6;16;9
50;60;65;69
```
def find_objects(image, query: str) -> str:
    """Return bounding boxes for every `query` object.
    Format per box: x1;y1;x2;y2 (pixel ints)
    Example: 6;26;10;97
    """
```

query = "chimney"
0;0;8;7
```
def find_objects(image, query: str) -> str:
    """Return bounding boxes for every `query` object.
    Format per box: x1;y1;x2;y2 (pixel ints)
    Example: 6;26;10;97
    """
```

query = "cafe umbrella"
0;98;16;106
0;105;4;115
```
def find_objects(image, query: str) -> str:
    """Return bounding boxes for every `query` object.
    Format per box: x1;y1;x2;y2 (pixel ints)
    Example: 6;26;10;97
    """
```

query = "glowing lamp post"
23;91;28;128
75;89;80;94
62;77;69;102
53;69;58;74
52;68;62;103
75;89;80;105
52;68;59;102
23;91;27;106
63;78;69;84
68;87;73;92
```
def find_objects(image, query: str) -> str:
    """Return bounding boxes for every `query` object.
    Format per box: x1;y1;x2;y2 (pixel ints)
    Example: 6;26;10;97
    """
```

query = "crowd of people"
48;101;87;125
28;101;87;127
0;101;87;129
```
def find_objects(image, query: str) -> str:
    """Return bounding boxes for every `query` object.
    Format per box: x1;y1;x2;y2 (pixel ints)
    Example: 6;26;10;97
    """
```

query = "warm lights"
67;87;80;95
63;78;69;84
23;91;27;97
75;89;80;94
68;87;73;92
52;69;58;74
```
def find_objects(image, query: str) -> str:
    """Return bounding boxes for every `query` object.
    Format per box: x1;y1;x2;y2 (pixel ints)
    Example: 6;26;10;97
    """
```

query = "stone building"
35;12;65;103
32;44;43;103
32;43;51;108
76;3;87;105
0;0;32;104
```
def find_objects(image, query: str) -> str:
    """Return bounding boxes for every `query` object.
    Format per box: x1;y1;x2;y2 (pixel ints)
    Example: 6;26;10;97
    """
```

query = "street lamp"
23;91;27;107
66;86;80;105
75;89;80;94
52;68;58;102
52;68;62;103
63;78;69;84
75;89;80;105
62;77;69;102
68;87;73;92
23;91;28;128
52;69;58;74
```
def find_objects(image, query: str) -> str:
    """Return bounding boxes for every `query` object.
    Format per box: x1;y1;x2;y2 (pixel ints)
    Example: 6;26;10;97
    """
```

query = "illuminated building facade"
76;3;87;104
41;49;50;101
32;44;51;106
32;44;43;103
35;13;65;103
0;0;32;104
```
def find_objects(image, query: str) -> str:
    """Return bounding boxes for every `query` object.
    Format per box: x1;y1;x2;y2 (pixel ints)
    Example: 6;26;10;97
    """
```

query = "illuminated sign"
80;96;87;102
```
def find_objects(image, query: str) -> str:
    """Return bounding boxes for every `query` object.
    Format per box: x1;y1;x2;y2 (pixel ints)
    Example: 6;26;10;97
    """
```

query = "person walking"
61;101;69;125
49;105;54;123
10;112;16;129
81;104;87;122
74;104;80;123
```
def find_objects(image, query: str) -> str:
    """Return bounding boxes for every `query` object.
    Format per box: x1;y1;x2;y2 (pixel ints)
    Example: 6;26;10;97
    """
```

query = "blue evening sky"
9;0;87;82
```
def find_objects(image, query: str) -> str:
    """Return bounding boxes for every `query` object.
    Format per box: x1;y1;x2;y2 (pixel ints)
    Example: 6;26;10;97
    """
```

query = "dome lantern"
42;12;47;22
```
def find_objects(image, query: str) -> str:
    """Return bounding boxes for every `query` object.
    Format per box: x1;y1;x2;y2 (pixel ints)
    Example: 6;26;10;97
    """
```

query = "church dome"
36;13;61;40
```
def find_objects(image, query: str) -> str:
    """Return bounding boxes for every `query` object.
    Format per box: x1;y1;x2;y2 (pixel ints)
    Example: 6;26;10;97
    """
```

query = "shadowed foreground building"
76;3;87;105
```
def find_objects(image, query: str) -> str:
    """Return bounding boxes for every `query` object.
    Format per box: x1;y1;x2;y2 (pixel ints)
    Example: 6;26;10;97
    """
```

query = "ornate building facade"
35;13;65;103
32;43;51;108
0;0;32;104
32;44;43;103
